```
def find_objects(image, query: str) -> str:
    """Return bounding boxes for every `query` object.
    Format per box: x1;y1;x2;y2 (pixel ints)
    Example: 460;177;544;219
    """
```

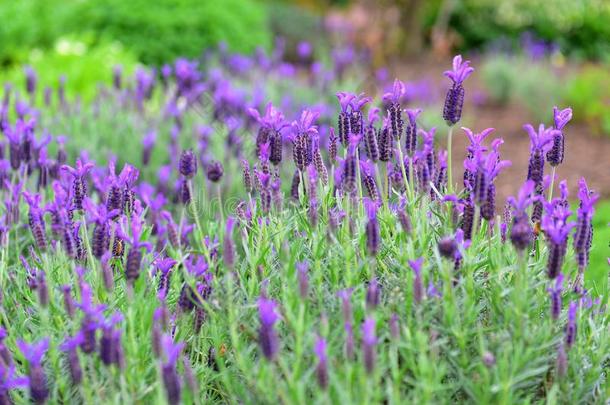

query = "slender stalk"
547;166;556;201
447;126;454;194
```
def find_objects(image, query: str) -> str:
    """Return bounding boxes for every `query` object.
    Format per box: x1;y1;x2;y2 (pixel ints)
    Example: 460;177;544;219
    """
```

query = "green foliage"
426;0;610;60
0;0;271;69
480;55;560;121
562;65;610;136
590;201;610;292
0;37;138;101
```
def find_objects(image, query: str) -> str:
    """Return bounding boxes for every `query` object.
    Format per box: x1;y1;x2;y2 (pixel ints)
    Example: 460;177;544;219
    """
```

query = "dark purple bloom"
161;334;185;404
60;333;84;385
541;211;574;279
404;108;422;156
409;257;424;304
258;297;279;360
547;107;572;166
524;124;555;186
61;159;94;210
382;80;405;140
116;206;153;283
508;180;536;251
573;178;599;272
22;191;47;251
206;161;224;183
314;336;328;389
363;108;380;162
179;149;197;179
366;278;381;310
443;55;473;125
364;198;380;256
565;301;577;348
361;317;377;374
547;274;564;321
0;362;29;404
17;338;49;404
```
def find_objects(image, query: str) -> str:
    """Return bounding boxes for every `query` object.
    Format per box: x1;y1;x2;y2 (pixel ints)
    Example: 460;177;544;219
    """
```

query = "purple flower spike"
258;297;279;360
541;212;574;279
223;217;236;269
405;108;422;155
508;180;536;251
161;334;185;404
0;363;29;402
382;79;405;104
17;338;49;403
297;262;309;299
361;317;377;374
364;198;380;256
336;92;356;113
573;178;599;273
408;257;424;304
565;301;577;348
314;336;328;389
443;56;474;125
547;274;564;321
61;159;95;210
60;333;84;385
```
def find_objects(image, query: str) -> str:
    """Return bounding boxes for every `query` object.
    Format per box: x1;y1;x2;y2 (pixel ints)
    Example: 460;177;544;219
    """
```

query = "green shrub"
480;55;560;122
0;0;272;69
562;65;610;136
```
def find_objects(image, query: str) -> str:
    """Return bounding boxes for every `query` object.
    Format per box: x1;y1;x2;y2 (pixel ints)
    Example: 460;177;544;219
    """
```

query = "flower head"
443;55;474;84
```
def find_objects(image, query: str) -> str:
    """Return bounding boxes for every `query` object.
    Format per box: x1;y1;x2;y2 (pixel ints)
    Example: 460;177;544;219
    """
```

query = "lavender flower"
409;257;424;304
291;109;319;171
23;191;47;251
161;334;185;404
363;108;380;162
541;210;574;279
206;161;224;183
573;178;599;273
508;181;536;251
61;159;94;210
314;336;329;389
179;149;197;179
524;124;555;186
60;333;84;385
382;80;405;140
366;278;381;309
0;363;29;404
443;55;474;125
361;317;376;374
565;301;577;348
547;107;572;166
116;207;153;283
17;338;49;404
297;262;309;299
258;297;279;360
405;108;422;156
547;274;564;321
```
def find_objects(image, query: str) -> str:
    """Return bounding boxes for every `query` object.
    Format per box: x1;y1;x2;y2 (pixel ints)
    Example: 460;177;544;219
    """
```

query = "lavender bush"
0;44;607;404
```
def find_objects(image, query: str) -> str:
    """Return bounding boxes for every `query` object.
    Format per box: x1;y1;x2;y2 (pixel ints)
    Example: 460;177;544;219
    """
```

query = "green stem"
447;126;454;194
547;166;556;201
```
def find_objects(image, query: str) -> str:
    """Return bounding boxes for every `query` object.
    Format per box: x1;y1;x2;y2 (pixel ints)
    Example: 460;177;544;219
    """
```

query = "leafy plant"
562;65;610;136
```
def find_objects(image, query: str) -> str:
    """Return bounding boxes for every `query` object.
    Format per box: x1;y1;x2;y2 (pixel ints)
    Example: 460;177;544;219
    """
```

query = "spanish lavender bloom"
62;286;76;319
547;107;572;166
292;110;319;171
363;108;380;162
364;198;380;256
366;278;381;309
179;149;197;179
155;257;176;294
160;334;185;404
60;333;84;385
77;282;106;354
314;336;328;389
565;301;577;348
36;271;48;307
297;262;309;299
573;178;599;273
248;102;286;160
116;207;153;283
524;124;555;186
336;92;355;146
328;128;338;163
84;198;119;259
382;80;405;140
17;338;49;404
257;297;279;360
547;274;564;320
257;171;272;213
100;312;123;366
360;160;379;202
508;181;536;251
342;134;360;193
312;137;328;186
361;317;377;374
24;66;37;97
541;211;574;279
61;159;94;210
556;344;567;378
409;257;424;304
378;116;392;163
223;217;236;269
0;363;29;404
206;160;224;182
482;351;496;367
22;191;47;251
405;109;422;156
443;55;474;126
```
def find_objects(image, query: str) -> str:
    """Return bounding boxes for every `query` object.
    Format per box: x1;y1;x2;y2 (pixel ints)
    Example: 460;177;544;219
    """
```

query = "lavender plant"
0;45;605;405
